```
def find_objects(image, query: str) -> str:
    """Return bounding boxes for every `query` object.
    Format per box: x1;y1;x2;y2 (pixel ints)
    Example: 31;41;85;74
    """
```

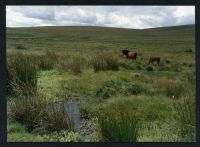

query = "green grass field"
7;25;196;142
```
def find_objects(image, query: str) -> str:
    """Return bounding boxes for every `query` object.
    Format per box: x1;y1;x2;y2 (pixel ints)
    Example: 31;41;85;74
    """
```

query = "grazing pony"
122;49;130;57
127;52;137;60
149;57;160;65
184;48;192;53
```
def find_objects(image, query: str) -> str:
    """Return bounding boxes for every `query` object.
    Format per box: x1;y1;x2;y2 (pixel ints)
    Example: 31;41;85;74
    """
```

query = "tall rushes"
92;54;119;72
8;93;48;132
40;101;74;132
7;53;38;96
56;54;83;75
173;98;196;141
98;105;140;142
37;50;57;70
8;95;74;133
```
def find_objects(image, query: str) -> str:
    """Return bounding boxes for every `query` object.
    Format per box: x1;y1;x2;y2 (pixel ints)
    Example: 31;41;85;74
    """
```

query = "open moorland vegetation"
7;25;195;142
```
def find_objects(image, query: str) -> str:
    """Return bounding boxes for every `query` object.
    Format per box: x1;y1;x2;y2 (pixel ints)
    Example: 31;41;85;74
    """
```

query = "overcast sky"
6;6;195;29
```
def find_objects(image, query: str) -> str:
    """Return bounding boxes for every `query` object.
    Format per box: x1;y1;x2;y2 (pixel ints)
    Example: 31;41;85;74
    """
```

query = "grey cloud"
7;6;55;21
6;6;195;29
21;7;55;21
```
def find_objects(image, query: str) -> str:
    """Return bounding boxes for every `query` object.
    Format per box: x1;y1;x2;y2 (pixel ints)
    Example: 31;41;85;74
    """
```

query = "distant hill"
6;24;195;53
6;24;195;30
144;24;195;31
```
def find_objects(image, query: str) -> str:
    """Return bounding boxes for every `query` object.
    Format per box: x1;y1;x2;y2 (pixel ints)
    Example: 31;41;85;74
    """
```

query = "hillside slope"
6;24;195;53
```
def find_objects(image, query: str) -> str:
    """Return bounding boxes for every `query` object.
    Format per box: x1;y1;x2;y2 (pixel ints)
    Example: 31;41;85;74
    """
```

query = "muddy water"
64;101;81;130
51;100;94;141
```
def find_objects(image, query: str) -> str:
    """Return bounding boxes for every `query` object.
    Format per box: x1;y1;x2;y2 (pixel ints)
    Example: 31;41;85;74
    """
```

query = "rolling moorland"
7;25;195;142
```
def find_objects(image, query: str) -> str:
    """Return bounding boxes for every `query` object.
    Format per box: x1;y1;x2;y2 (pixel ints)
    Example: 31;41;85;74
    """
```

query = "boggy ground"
7;25;195;142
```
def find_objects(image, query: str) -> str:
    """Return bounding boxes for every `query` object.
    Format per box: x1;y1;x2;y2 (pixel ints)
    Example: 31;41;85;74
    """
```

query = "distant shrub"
15;44;27;50
184;48;192;53
146;66;154;71
165;60;170;64
182;62;193;67
98;105;140;142
92;55;119;72
173;98;196;141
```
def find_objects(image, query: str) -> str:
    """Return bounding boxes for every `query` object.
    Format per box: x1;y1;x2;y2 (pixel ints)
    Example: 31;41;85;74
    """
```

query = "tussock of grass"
98;105;140;142
96;78;148;99
15;44;27;50
7;53;38;96
8;93;48;132
173;98;196;141
8;92;73;133
40;101;74;132
92;54;119;72
165;81;185;99
56;55;83;75
37;50;57;70
146;65;154;71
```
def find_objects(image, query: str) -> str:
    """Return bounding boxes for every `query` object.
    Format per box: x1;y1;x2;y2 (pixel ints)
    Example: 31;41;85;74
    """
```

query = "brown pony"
127;52;137;60
122;49;130;57
149;57;160;65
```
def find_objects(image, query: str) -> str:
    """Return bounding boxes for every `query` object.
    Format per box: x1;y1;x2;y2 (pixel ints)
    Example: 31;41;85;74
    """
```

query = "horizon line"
6;24;195;30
